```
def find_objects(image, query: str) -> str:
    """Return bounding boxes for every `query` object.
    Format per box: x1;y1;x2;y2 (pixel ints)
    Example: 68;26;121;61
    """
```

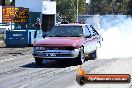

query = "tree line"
0;0;132;22
0;0;13;6
56;0;132;22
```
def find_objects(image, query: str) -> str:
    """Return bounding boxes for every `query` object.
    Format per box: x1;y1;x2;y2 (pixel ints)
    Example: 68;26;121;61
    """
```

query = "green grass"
0;34;5;47
0;34;4;40
0;41;5;47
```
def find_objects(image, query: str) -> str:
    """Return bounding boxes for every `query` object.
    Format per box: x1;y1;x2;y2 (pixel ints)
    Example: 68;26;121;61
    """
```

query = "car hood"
34;37;84;47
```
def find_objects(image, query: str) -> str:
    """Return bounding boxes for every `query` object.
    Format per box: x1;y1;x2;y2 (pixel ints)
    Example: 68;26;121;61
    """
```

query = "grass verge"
0;41;5;47
0;34;4;40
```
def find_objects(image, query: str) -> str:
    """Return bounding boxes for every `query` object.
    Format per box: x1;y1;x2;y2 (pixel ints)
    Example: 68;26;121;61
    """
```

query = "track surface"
0;47;117;88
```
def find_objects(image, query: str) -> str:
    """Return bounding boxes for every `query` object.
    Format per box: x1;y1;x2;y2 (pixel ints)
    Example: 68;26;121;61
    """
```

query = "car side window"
93;29;99;35
89;25;98;36
84;26;91;37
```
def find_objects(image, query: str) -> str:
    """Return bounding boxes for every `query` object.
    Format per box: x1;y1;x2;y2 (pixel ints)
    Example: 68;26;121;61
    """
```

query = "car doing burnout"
32;24;103;65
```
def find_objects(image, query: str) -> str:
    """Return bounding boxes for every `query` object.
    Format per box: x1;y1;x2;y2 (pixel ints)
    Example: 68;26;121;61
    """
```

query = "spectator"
79;19;85;24
32;18;42;29
61;17;69;24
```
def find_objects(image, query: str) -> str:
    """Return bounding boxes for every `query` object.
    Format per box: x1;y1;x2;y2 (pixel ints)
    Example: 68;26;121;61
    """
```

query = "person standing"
33;18;42;29
61;17;69;24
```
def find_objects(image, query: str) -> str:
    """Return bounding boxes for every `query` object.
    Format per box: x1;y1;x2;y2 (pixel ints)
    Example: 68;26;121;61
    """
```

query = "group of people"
60;17;85;24
32;17;85;29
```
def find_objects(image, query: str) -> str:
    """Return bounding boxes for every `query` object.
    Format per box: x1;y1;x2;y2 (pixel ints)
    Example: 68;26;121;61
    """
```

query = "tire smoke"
97;16;132;59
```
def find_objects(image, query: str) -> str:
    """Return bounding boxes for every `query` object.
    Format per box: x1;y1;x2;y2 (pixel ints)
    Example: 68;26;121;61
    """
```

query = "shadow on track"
20;60;78;68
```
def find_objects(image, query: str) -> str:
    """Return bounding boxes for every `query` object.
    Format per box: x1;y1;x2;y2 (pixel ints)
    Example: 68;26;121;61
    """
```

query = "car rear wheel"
35;58;43;65
89;50;97;60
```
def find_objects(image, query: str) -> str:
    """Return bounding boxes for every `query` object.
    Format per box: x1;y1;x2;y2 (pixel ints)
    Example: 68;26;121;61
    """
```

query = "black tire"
76;47;85;65
76;75;86;85
35;58;43;65
89;50;97;60
76;59;82;65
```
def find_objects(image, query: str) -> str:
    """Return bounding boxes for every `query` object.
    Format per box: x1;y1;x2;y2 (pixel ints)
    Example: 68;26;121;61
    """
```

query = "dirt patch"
0;47;32;61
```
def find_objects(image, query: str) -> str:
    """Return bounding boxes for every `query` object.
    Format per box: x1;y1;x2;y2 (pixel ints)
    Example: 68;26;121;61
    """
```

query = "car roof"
57;23;90;27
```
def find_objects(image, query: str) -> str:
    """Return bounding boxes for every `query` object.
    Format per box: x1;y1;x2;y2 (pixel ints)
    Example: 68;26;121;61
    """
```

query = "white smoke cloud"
97;16;132;59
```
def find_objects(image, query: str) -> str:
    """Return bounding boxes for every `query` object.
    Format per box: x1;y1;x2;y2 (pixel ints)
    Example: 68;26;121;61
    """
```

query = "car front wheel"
35;58;43;65
76;47;85;65
89;50;97;60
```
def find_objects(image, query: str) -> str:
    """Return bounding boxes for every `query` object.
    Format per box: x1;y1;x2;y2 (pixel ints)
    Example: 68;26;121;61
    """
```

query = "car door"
83;25;94;54
87;25;98;52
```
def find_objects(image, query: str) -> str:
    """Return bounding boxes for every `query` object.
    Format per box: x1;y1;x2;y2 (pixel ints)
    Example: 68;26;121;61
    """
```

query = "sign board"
2;6;29;23
15;0;42;12
42;1;56;14
0;6;2;23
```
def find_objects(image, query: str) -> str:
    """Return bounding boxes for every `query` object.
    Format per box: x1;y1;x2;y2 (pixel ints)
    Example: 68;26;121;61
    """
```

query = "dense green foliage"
127;0;132;15
56;0;131;22
0;0;12;6
89;0;129;15
56;0;87;22
5;0;10;6
56;0;76;22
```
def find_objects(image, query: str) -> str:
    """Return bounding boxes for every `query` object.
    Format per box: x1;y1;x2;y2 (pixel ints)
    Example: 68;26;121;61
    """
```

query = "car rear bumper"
32;49;80;59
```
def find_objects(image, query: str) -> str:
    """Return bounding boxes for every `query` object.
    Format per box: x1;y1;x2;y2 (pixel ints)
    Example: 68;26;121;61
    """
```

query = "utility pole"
76;0;79;22
2;0;5;6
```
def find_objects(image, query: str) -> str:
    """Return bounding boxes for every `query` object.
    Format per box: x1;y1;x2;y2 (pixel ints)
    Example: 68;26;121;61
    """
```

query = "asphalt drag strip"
0;53;118;88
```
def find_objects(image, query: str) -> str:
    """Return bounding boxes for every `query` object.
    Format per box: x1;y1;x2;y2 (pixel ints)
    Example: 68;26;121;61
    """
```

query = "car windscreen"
47;26;83;37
